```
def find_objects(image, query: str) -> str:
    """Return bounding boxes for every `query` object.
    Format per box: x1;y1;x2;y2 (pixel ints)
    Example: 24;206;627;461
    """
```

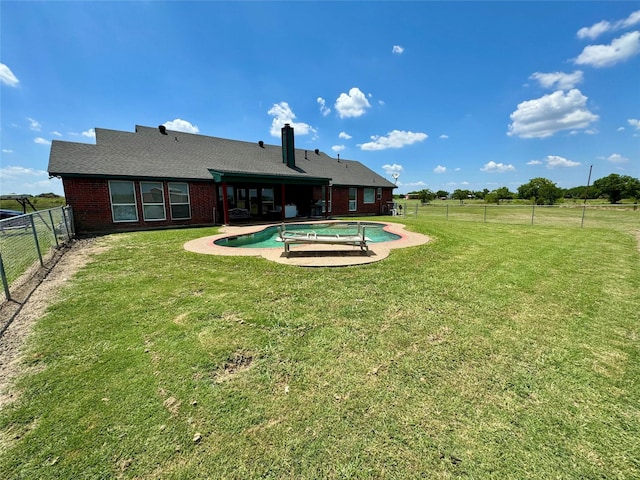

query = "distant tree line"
404;174;640;206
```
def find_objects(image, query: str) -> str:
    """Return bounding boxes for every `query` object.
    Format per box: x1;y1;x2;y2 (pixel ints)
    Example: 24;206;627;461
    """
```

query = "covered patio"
211;171;333;225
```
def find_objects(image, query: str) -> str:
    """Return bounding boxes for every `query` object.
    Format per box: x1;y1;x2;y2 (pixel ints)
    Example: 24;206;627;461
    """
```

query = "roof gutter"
208;169;331;185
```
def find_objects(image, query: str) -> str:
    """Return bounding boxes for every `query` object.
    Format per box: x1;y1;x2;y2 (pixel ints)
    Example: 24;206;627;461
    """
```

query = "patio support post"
221;182;230;225
324;186;330;218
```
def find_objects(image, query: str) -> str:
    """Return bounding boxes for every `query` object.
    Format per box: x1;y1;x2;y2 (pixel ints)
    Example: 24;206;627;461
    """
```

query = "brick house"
48;124;397;233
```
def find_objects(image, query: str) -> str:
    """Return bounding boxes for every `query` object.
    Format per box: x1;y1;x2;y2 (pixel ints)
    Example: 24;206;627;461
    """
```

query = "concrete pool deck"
183;221;430;267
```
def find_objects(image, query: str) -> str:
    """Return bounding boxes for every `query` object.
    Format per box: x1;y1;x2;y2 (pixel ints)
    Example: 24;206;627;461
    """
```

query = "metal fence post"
62;206;71;239
484;205;487;223
30;215;44;267
0;253;11;301
48;209;60;247
531;205;535;225
446;204;449;220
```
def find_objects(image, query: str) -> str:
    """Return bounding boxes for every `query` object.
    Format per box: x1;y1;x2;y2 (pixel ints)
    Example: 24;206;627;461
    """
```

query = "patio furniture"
277;224;369;256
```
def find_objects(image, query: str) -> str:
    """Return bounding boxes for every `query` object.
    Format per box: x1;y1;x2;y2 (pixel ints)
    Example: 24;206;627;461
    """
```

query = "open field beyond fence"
1;209;638;478
397;201;638;230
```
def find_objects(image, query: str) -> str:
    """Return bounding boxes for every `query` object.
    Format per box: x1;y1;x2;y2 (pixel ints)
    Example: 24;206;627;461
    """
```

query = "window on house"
169;182;190;219
364;188;375;204
262;187;274;212
349;187;357;212
109;180;138;222
140;182;166;221
377;187;382;200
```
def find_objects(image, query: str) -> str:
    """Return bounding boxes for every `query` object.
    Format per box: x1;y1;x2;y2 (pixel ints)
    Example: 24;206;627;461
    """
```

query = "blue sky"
1;1;639;196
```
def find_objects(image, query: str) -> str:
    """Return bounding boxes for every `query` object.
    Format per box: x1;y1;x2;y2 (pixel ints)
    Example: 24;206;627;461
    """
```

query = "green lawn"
1;214;639;478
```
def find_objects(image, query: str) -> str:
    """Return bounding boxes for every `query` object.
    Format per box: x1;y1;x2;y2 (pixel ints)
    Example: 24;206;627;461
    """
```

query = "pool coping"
183;220;430;267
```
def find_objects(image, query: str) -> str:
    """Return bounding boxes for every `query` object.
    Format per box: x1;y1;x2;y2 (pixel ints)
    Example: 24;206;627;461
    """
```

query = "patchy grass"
1;213;639;478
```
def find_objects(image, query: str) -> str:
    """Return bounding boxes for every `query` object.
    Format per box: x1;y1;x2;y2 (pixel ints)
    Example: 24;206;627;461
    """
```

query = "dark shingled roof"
48;125;396;188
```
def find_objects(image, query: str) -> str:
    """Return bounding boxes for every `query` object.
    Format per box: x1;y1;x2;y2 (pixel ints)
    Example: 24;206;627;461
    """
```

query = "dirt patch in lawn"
0;237;110;408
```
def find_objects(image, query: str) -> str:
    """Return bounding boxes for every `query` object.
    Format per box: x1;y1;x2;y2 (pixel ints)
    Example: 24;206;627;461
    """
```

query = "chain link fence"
0;206;74;301
391;202;638;230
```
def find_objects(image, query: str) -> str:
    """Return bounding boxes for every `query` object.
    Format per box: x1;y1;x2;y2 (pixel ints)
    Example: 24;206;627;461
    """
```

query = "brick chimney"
281;123;295;168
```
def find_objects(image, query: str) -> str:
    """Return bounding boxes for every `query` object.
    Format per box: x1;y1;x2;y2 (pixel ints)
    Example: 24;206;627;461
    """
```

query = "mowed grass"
1;214;639;478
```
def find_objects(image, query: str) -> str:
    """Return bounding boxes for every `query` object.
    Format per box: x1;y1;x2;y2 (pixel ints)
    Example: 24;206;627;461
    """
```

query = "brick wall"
330;186;394;216
63;177;217;233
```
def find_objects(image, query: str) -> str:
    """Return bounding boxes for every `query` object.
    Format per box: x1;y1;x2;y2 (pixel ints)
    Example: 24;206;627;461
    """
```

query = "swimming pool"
214;222;401;248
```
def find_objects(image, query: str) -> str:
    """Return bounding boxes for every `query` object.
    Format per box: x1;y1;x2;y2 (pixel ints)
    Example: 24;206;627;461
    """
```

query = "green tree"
517;178;562;205
472;189;488;200
417;189;436;203
592;174;640;203
453;189;471;204
486;186;514;204
436;190;449;199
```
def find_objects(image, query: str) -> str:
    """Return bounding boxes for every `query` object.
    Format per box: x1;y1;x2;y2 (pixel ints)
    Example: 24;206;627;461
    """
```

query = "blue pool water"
214;222;401;248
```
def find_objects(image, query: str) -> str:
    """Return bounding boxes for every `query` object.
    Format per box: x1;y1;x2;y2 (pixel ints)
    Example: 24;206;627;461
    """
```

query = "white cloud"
481;161;516;173
2;149;14;153
400;181;427;188
434;165;447;173
527;160;543;165
358;130;427;151
82;128;96;138
34;137;51;146
574;31;640;68
529;71;583;90
0;165;63;196
577;20;612;40
334;87;371;118
51;131;62;137
28;118;41;131
606;153;629;164
382;164;403;175
618;126;625;131
163;118;200;134
0;63;19;87
339;131;352;140
628;118;640;129
439;134;449;139
507;89;599;138
267;102;316;137
545;155;581;168
332;145;345;153
622;10;640;29
317;97;331;116
577;10;640;39
392;45;404;54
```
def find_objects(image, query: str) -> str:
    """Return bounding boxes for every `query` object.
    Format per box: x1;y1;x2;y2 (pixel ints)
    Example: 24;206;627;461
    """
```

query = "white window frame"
109;180;138;223
169;182;191;220
364;188;375;204
321;185;332;213
348;187;357;212
377;187;382;200
140;181;166;221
